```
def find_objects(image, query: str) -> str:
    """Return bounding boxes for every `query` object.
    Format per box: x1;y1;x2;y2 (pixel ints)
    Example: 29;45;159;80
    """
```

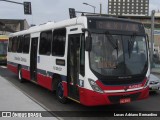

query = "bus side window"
8;37;12;52
17;36;23;53
52;28;66;57
23;34;30;54
39;30;52;55
12;37;18;52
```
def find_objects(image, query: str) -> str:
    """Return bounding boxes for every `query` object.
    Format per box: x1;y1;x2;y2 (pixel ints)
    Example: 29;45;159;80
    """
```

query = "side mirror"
85;36;92;51
81;28;92;51
145;33;149;48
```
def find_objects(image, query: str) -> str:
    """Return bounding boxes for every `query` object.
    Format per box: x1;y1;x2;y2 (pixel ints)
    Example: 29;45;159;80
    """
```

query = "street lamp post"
83;2;96;13
150;10;155;68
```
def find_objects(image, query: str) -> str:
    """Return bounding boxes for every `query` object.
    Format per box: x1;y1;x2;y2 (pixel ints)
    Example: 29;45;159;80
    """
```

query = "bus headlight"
88;79;104;93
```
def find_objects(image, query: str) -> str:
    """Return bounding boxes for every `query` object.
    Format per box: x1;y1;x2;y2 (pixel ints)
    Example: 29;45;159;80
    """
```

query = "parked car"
149;74;160;92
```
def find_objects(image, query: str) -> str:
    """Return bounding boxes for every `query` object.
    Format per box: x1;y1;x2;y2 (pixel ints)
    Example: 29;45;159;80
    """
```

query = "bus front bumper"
79;87;149;106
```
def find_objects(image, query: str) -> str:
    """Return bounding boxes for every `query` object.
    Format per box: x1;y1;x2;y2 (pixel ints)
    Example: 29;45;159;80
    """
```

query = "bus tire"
18;67;24;83
56;79;68;104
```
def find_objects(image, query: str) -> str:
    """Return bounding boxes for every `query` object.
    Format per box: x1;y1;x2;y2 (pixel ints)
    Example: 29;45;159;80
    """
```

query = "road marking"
0;66;7;69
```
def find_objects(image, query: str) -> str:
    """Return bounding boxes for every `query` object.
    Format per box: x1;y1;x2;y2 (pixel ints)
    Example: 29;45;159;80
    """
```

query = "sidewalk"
0;76;58;119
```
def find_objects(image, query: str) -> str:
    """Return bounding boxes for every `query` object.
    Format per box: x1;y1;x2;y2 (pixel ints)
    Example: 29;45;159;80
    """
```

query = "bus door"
67;34;80;100
30;37;38;81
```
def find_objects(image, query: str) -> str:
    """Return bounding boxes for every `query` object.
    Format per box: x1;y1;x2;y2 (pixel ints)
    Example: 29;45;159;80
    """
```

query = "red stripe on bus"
79;87;149;106
62;82;68;97
138;87;149;100
7;64;18;74
79;87;108;106
22;69;30;81
37;74;52;90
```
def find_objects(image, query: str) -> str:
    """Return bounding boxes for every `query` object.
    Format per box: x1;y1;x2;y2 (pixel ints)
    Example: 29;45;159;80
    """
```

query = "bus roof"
86;15;142;24
9;16;144;37
9;16;87;37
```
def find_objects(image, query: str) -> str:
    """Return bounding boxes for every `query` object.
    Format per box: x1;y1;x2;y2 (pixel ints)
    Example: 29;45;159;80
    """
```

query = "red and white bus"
7;16;150;106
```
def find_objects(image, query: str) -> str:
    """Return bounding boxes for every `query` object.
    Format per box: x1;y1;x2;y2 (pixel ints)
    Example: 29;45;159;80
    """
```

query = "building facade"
0;19;29;35
108;0;149;16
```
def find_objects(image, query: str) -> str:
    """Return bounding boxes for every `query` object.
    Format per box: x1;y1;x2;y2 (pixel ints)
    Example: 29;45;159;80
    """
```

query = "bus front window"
90;33;148;77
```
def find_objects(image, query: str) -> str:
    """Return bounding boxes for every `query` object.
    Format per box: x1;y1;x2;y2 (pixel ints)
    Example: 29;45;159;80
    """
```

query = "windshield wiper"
128;33;136;58
105;31;118;50
105;32;119;61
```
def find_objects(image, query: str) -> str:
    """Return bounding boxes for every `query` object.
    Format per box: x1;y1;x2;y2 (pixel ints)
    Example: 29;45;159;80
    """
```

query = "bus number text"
53;66;62;71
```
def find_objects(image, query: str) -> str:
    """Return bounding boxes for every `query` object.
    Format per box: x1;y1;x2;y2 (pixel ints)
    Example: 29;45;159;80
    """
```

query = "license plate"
120;98;131;104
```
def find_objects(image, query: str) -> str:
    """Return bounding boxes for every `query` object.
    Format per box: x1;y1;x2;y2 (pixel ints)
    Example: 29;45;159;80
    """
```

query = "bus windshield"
90;33;148;77
0;41;8;55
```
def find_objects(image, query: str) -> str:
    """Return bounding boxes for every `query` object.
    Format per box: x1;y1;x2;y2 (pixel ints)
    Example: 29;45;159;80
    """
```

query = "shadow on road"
149;91;160;96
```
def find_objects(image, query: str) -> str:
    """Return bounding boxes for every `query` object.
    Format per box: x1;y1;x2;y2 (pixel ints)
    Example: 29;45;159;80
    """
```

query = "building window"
108;0;148;15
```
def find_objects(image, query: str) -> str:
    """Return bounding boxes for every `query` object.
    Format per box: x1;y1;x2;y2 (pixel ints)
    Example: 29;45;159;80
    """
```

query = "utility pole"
100;0;102;15
100;3;102;15
150;10;155;68
83;2;96;13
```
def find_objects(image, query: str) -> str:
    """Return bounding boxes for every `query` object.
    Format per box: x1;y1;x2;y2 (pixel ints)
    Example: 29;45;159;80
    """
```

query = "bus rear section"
7;16;150;106
0;35;8;65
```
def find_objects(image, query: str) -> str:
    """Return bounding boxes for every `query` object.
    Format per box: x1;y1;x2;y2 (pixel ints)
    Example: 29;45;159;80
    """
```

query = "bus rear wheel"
18;67;24;83
56;80;68;104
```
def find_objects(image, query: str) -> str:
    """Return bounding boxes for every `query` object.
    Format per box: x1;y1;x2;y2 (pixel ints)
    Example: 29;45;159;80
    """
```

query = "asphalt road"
0;65;160;120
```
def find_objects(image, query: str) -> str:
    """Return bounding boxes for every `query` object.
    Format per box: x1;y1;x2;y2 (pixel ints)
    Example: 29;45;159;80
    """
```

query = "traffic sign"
24;2;32;15
69;8;76;19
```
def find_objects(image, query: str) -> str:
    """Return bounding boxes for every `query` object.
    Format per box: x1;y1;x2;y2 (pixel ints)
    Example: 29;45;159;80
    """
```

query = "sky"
0;0;160;26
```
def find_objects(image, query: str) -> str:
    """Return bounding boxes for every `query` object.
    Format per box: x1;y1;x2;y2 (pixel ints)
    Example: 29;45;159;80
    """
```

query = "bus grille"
100;76;144;86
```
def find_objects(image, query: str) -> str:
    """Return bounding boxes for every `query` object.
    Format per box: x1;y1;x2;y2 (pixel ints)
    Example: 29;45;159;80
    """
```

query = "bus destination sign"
96;21;140;32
